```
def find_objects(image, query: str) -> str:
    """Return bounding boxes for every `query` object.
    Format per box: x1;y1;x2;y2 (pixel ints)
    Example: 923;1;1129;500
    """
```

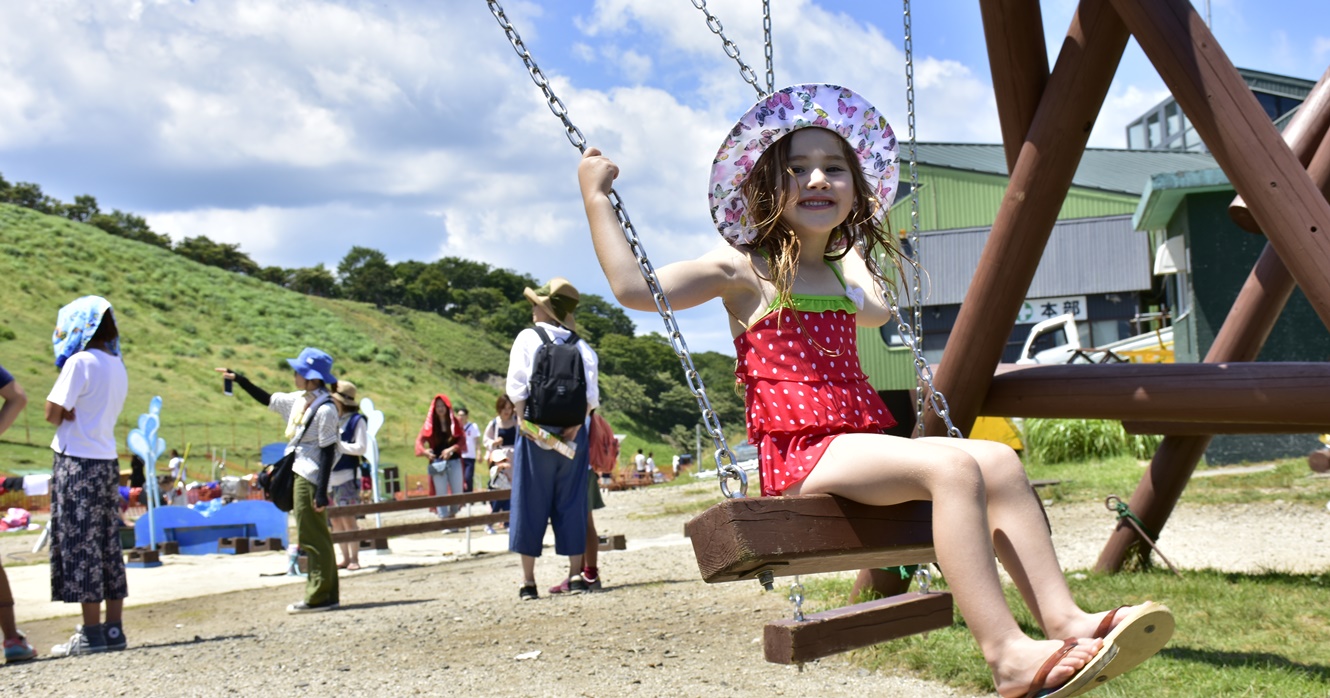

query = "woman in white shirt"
43;296;129;658
328;381;367;571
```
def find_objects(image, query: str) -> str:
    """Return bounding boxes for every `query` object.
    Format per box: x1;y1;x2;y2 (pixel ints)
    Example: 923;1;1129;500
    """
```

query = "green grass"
801;568;1330;697
1028;454;1329;508
0;204;693;476
793;453;1330;695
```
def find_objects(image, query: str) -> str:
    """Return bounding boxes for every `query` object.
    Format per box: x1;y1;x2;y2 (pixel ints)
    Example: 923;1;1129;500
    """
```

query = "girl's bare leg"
921;437;1149;641
330;516;358;567
791;433;1102;697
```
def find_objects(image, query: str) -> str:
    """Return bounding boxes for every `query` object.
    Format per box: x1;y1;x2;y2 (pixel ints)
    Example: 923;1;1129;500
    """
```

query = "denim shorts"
330;479;360;508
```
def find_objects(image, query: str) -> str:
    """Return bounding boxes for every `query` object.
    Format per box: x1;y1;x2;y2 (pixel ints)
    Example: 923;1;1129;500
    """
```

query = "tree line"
1;172;745;447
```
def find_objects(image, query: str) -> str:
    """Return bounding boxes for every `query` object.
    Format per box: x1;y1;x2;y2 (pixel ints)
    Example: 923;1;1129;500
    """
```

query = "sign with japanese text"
1018;295;1088;323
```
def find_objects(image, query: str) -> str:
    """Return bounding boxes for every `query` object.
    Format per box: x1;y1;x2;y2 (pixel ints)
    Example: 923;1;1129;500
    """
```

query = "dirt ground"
1;475;1328;697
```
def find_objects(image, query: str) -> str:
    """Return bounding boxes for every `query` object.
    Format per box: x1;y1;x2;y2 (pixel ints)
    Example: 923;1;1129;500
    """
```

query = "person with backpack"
328;381;367;571
506;277;599;601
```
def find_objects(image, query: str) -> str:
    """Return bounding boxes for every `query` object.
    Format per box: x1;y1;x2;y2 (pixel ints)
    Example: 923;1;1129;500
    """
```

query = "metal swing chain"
487;0;747;498
782;577;803;619
884;289;963;438
690;0;767;98
761;0;775;95
903;0;927;436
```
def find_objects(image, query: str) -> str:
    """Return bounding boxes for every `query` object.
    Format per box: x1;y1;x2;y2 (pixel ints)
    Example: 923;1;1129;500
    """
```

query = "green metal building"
862;144;1216;391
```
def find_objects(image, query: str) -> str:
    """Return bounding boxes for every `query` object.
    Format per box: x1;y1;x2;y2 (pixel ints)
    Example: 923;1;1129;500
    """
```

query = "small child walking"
44;296;130;657
578;84;1173;698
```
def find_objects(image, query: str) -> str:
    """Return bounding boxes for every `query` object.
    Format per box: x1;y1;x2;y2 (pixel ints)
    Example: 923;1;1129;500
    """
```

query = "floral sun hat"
708;83;899;246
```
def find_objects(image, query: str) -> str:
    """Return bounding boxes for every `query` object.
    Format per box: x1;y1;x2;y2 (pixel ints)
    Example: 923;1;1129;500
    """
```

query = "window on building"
1146;114;1162;148
1256;92;1280;120
1165;103;1182;139
1127;121;1146;150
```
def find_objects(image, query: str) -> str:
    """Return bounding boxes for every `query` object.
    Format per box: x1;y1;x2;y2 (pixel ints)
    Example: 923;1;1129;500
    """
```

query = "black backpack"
524;326;588;428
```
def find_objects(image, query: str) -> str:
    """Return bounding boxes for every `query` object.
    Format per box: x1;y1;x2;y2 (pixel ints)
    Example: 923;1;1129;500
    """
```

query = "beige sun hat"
330;380;358;407
523;277;580;332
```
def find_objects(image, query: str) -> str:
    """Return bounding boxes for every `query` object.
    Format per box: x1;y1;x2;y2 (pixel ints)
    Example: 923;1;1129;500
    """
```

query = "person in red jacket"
415;394;464;519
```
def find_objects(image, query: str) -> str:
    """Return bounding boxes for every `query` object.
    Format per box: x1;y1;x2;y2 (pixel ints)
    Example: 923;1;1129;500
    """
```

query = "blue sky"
1;0;1325;355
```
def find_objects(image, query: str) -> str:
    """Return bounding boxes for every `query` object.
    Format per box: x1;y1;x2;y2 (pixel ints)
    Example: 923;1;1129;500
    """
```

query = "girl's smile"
781;128;854;235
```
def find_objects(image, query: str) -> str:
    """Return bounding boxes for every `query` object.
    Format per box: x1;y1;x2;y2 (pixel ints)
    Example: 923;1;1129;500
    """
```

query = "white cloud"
1090;84;1171;148
1315;37;1330;62
13;0;1222;354
147;206;293;260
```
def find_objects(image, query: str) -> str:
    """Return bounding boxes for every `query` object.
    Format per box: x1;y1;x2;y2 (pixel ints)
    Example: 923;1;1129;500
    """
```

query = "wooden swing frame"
490;0;1330;665
684;0;1330;664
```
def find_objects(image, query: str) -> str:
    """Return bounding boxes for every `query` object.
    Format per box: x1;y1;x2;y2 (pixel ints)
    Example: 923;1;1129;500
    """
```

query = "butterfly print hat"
708;84;899;247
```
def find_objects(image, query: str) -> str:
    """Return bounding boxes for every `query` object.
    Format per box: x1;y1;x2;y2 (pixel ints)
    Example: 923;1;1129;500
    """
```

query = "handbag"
260;396;329;512
260;451;298;512
428;457;461;476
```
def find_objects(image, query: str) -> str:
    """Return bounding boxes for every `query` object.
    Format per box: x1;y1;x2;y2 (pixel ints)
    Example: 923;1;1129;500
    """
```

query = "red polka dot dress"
734;292;896;497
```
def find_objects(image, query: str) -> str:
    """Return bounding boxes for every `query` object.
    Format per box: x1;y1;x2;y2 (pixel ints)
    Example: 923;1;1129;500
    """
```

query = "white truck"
1017;314;1173;365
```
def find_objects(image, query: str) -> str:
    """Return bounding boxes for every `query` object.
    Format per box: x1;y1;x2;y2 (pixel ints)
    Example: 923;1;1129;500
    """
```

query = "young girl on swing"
579;84;1172;698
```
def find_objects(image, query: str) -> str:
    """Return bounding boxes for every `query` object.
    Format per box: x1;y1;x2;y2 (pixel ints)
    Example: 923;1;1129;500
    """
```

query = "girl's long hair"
739;129;910;310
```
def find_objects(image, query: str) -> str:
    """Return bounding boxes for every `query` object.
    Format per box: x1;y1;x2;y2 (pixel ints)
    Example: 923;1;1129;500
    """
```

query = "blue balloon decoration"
126;396;168;549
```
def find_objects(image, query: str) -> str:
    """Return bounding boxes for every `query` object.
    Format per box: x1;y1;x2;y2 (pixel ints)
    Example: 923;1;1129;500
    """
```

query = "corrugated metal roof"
1236;67;1316;100
902;215;1151;306
915;143;1217;195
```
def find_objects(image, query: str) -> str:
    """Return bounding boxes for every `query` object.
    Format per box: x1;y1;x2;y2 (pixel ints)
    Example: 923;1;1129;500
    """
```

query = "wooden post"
978;0;1050;172
1228;66;1330;233
1108;0;1330;331
1096;62;1330;574
926;0;1130;436
1096;245;1303;571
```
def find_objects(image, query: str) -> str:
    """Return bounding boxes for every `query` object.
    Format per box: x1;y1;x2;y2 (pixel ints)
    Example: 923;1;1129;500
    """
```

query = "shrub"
1021;418;1160;464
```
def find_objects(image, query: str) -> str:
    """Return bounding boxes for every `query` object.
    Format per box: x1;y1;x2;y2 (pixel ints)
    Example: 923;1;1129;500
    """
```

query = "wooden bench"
601;469;653;492
685;494;952;664
326;490;510;544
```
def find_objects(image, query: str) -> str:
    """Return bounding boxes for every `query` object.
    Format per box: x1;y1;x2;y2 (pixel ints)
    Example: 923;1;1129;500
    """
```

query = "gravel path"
5;479;1329;697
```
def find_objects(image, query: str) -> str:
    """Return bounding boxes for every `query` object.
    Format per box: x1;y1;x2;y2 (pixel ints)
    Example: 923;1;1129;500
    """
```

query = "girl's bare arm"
579;148;753;313
841;243;893;327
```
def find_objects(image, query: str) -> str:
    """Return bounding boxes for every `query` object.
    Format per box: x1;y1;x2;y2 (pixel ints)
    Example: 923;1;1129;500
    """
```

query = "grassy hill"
0;203;699;479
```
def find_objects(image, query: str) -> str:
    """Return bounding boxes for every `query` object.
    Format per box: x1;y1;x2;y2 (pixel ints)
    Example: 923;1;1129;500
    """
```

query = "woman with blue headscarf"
217;347;341;613
43;296;129;658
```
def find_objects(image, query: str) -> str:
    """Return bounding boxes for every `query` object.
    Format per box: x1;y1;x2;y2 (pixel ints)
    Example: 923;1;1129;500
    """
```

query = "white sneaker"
484;525;496;535
50;625;106;657
286;601;339;614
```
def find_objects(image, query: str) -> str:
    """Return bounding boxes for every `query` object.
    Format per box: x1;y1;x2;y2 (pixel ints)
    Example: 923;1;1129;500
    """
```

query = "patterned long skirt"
49;452;128;603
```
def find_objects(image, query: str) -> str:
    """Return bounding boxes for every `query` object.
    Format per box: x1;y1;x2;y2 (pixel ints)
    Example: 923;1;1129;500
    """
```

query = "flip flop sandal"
346;563;361;571
1025;638;1119;698
1067;602;1175;697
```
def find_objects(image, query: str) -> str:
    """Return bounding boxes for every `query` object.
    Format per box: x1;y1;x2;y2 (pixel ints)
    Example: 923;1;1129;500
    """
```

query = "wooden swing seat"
685;494;938;583
686;494;954;664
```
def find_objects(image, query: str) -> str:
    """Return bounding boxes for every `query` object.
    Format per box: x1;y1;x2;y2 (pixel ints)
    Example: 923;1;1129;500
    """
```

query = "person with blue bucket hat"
217;347;341;613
